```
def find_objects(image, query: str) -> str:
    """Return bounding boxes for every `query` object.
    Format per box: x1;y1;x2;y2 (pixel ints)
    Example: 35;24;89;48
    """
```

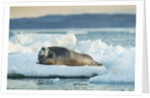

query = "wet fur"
38;46;103;66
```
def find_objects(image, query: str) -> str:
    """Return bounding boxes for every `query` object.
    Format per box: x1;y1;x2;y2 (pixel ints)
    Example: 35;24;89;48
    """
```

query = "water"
9;28;135;47
8;78;134;91
8;28;135;91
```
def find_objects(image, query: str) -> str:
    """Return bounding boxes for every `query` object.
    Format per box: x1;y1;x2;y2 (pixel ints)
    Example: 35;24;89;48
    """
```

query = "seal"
38;46;103;66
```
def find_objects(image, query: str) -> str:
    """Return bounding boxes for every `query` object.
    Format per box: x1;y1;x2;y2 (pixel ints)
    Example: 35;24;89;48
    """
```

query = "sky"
10;5;136;19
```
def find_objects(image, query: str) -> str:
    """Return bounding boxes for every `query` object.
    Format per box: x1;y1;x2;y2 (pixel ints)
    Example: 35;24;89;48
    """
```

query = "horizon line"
10;13;136;19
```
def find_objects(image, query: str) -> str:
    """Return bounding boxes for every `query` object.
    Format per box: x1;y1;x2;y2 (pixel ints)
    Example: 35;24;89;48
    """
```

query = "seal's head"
38;47;49;57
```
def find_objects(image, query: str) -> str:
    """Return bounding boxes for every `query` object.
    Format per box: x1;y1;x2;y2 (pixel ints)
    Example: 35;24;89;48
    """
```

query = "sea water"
8;28;135;91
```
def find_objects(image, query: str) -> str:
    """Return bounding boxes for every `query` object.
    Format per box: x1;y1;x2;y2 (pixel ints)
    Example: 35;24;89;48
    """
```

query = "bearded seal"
38;46;103;66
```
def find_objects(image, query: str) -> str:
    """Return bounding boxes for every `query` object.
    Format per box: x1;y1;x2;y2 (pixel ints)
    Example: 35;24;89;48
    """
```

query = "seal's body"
38;46;103;66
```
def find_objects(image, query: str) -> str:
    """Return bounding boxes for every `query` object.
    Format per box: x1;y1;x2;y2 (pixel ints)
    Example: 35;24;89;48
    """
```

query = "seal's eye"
42;47;45;51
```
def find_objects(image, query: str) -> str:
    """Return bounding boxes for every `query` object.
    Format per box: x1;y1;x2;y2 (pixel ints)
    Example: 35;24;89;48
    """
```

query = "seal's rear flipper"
95;62;103;66
99;63;103;66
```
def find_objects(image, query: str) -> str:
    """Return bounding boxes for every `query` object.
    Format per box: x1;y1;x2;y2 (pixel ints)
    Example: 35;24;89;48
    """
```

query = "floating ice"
8;53;106;78
8;33;135;83
89;48;135;83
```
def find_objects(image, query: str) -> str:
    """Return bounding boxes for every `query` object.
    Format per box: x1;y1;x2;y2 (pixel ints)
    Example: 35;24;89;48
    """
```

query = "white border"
1;0;144;95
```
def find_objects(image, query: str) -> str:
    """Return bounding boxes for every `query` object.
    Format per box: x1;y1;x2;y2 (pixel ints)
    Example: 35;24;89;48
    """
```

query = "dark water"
7;78;134;91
